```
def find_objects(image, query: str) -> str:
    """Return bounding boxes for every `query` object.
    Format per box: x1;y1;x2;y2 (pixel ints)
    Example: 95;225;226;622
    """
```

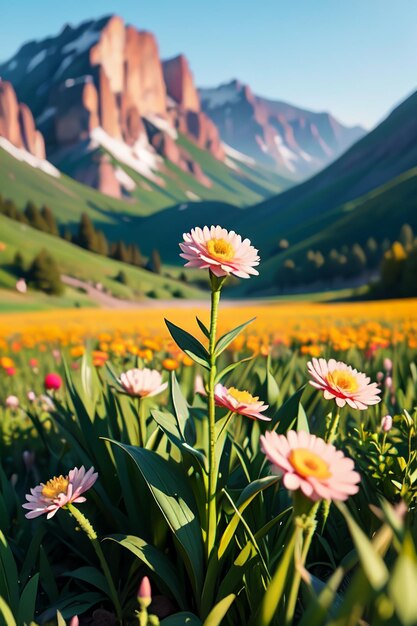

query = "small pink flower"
214;384;270;421
119;368;167;398
194;374;207;396
383;358;393;372
27;391;36;402
381;415;393;432
261;430;360;501
307;358;381;410
23;466;98;519
179;225;260;278
138;576;152;602
44;373;62;391
5;395;19;409
385;376;393;391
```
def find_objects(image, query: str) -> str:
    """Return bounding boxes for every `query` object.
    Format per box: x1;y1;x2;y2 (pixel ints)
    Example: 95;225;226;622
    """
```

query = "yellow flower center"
288;448;331;479
41;475;69;499
327;369;359;393
227;387;258;404
206;238;235;261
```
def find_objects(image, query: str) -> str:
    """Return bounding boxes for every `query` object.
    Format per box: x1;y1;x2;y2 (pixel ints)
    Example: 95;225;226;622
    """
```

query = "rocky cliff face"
0;15;224;197
199;80;365;178
164;55;225;161
0;79;45;158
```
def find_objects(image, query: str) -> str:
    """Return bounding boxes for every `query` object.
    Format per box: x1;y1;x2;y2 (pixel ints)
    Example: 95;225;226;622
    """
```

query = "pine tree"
77;213;98;252
131;244;143;267
345;244;367;278
41;205;59;236
112;241;129;263
24;202;48;232
150;249;162;274
366;237;379;269
28;249;64;295
96;231;109;257
401;242;417;296
13;251;25;275
380;241;407;291
399;224;414;251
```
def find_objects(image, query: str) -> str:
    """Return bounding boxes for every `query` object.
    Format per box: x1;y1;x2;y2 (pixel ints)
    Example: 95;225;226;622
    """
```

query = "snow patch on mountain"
90;127;163;184
114;167;136;191
199;84;241;109
54;54;75;78
62;29;100;55
144;114;178;139
28;49;48;72
223;143;256;165
0;137;60;178
36;107;56;125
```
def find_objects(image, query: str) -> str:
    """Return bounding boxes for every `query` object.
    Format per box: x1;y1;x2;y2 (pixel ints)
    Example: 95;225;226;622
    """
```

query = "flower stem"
138;397;147;447
326;410;340;444
206;273;224;559
67;503;122;622
285;498;319;626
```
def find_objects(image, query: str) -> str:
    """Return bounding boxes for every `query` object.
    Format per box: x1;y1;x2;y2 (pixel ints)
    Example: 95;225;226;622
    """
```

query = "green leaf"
17;574;39;626
0;531;19;614
252;530;297;626
273;385;306;432
215;318;255;357
203;594;235;626
215;357;253;384
165;319;210;369
389;533;417;625
170;372;190;438
296;402;310;433
263;369;280;408
108;534;187;609
62;566;108;596
337;502;389;590
161;613;202;626
151;410;207;470
218;476;279;560
196;317;210;339
105;441;204;597
0;597;16;626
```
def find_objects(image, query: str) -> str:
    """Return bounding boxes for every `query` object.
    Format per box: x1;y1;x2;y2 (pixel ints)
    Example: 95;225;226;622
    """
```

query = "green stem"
285;499;319;626
139;398;147;447
326;409;340;444
67;503;122;622
206;274;223;559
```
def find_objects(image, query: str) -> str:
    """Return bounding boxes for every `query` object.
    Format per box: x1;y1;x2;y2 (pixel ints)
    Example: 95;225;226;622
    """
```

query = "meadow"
0;228;417;626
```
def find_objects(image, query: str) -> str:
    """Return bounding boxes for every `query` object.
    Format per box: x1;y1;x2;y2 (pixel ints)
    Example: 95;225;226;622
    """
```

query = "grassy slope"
0;214;206;305
237;167;417;295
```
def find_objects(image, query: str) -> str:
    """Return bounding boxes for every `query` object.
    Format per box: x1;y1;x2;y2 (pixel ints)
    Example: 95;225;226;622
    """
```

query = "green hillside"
240;166;417;295
0;214;206;309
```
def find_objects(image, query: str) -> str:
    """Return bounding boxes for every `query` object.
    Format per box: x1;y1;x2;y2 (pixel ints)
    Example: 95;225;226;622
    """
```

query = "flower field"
0;227;417;625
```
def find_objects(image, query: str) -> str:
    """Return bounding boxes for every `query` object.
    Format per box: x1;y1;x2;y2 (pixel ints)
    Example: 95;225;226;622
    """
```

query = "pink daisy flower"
214;383;270;421
119;368;168;398
307;358;381;410
261;430;360;501
23;466;98;519
179;225;260;278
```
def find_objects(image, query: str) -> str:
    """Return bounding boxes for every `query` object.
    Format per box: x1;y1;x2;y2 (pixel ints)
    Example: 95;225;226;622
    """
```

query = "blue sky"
1;0;416;128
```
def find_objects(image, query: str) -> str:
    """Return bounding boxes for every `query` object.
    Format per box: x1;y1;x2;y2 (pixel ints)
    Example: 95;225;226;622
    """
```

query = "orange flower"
70;345;85;358
162;358;179;371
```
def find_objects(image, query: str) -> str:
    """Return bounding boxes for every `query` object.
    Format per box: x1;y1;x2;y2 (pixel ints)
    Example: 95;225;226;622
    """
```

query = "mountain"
0;16;290;204
227;88;417;293
199;80;365;179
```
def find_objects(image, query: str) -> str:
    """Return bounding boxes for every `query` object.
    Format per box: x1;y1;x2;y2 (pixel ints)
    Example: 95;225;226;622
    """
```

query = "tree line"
275;225;416;295
0;196;162;273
